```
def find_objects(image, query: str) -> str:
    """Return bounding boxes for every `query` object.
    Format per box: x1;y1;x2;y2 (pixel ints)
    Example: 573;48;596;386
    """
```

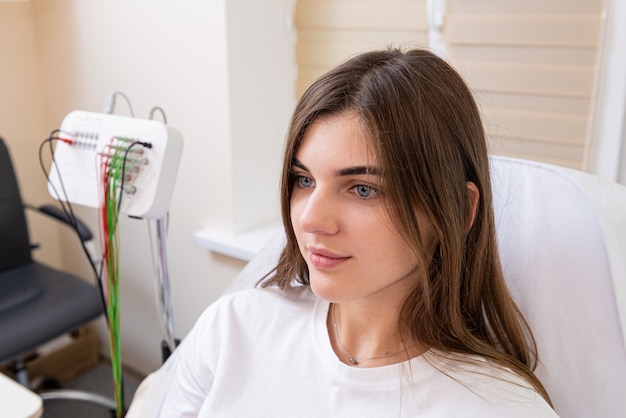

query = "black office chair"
0;137;116;412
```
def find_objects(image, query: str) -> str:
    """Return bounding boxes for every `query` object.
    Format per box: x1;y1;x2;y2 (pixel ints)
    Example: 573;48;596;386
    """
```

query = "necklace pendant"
349;357;358;366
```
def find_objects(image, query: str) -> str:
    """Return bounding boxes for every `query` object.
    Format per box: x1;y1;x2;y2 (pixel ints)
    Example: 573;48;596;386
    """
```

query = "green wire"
100;139;147;417
104;146;124;417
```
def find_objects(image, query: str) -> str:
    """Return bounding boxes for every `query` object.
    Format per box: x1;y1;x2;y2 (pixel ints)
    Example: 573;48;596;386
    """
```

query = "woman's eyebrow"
292;158;381;176
291;158;308;172
337;166;381;176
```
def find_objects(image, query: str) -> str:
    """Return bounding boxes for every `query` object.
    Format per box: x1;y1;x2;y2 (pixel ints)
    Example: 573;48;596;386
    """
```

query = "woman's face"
290;111;433;305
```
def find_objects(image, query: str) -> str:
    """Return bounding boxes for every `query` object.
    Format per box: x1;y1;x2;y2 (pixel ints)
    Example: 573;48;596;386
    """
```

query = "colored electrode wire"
97;138;150;418
42;122;158;417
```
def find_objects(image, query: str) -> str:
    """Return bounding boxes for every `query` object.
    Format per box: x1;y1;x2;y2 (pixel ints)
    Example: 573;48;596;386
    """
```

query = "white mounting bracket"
47;110;183;219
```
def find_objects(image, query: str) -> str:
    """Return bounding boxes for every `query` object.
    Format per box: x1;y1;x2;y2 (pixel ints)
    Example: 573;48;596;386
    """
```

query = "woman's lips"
308;248;350;269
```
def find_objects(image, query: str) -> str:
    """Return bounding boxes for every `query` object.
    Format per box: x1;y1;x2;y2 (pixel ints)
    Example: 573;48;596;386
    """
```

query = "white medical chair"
128;156;626;418
489;156;626;417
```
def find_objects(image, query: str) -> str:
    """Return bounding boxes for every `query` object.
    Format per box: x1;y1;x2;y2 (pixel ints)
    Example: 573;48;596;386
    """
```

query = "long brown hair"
262;48;551;404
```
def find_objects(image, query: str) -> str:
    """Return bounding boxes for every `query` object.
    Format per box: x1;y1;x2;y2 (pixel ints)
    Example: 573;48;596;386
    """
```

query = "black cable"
118;141;151;216
38;134;109;324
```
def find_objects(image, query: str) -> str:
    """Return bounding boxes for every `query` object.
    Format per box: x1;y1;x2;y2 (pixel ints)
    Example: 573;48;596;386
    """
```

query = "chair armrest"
26;203;93;242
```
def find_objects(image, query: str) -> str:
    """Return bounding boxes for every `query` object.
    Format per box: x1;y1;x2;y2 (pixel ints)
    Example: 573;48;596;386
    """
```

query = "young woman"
134;48;558;417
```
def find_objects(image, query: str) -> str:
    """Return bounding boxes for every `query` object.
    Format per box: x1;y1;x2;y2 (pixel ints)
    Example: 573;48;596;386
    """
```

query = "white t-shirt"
132;286;558;417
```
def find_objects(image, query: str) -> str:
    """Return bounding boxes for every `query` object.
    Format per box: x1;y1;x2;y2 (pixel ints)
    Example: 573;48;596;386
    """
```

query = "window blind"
443;0;605;169
294;0;428;98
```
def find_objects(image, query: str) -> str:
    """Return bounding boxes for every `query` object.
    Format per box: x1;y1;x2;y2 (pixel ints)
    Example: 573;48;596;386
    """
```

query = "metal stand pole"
155;216;177;359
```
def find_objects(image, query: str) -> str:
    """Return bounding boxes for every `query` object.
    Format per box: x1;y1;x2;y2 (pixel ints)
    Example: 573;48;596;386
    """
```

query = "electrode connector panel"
48;110;184;219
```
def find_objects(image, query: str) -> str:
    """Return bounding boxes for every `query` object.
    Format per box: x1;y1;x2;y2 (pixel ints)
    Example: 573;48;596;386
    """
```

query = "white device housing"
48;110;184;219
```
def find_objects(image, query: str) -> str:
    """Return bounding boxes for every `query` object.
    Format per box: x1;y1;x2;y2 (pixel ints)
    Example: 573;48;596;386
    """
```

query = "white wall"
226;0;296;233
0;2;66;270
0;0;295;375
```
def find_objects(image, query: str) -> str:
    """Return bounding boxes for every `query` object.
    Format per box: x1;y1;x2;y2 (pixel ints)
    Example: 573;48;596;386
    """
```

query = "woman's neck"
327;302;424;367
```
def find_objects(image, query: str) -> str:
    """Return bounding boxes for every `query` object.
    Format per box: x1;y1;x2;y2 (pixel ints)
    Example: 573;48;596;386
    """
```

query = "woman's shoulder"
182;285;318;356
220;284;315;306
199;285;317;324
420;352;558;417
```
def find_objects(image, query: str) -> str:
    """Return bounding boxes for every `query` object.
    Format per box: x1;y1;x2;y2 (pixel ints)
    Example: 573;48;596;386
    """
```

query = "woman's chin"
309;274;354;303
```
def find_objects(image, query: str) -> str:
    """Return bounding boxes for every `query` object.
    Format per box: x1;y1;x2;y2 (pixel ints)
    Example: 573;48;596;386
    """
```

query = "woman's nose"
296;188;339;235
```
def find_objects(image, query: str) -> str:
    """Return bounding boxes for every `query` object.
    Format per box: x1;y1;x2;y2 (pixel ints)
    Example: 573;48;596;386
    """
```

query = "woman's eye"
297;176;314;188
353;184;377;199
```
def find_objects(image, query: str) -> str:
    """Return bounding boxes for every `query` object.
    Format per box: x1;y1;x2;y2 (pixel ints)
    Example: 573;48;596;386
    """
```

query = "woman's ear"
465;182;480;232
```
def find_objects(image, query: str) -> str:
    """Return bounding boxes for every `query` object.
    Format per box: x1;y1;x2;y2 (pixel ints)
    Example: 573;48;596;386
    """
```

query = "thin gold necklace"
331;304;406;366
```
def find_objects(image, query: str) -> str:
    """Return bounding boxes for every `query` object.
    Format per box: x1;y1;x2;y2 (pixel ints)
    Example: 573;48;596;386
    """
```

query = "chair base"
40;389;117;410
41;389;118;418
